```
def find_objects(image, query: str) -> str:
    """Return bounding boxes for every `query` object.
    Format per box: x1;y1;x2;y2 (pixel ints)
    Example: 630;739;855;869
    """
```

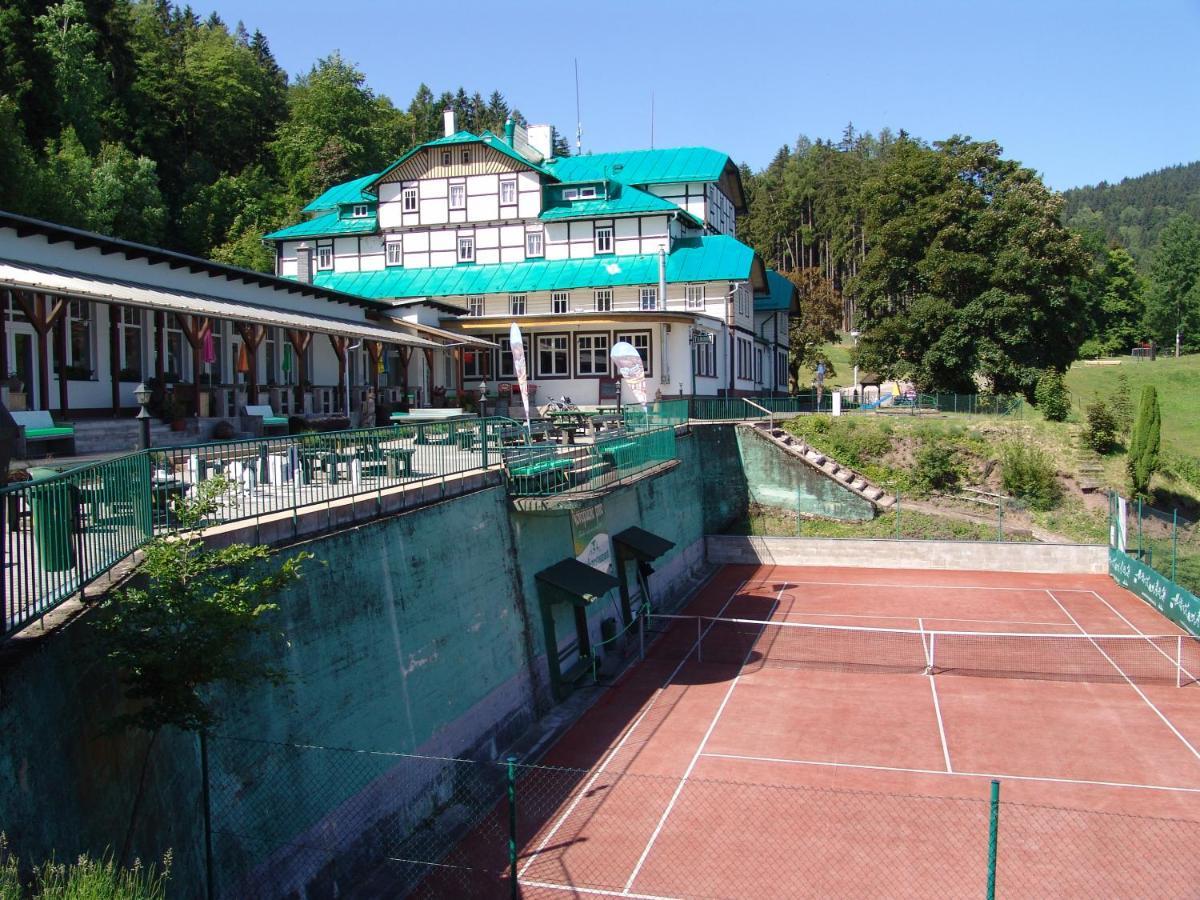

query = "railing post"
507;755;519;900
1177;635;1183;689
1172;509;1178;582
986;779;1000;900
639;607;645;660
201;730;216;900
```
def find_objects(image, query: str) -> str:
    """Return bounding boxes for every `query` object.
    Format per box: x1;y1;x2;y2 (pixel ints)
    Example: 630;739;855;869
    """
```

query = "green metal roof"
535;557;619;605
264;212;379;240
755;270;798;312
307;234;761;299
301;173;380;213
543;148;733;187
372;130;553;187
540;183;701;225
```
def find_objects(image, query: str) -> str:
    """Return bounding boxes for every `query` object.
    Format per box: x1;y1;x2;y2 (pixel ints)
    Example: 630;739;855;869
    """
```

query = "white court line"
518;879;682;899
1086;589;1200;685
741;577;1088;594
517;578;748;879
622;585;784;894
700;752;1200;795
1045;590;1200;764
771;609;1070;627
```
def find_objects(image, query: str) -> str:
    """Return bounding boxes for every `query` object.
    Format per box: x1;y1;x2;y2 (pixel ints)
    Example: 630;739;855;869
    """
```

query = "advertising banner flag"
611;340;648;408
510;322;531;429
1114;495;1128;553
571;501;613;575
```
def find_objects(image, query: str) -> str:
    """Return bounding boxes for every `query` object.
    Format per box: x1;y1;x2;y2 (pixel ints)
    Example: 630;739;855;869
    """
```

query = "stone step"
863;486;884;501
850;478;868;491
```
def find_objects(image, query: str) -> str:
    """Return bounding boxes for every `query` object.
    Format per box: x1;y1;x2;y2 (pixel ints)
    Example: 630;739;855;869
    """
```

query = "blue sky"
203;0;1200;191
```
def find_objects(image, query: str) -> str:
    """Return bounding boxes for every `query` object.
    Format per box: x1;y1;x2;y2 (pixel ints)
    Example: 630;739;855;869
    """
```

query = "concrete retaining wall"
706;535;1109;574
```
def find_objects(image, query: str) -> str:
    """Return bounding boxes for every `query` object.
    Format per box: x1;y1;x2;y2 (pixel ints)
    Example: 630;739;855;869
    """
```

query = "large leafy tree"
852;136;1091;394
784;268;843;389
1094;247;1147;354
1144;214;1200;355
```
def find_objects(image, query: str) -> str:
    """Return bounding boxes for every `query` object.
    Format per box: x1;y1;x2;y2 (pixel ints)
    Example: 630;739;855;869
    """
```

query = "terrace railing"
504;425;677;498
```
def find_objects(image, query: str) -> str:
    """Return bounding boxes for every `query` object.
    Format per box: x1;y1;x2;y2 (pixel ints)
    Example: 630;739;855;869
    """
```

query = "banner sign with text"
1109;548;1200;636
571;501;613;576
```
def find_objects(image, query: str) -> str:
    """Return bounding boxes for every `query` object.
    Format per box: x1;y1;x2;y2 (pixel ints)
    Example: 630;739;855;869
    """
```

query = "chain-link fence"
206;735;1200;899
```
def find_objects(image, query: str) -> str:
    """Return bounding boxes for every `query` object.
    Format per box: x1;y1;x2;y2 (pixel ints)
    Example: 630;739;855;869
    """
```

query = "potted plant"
159;393;187;430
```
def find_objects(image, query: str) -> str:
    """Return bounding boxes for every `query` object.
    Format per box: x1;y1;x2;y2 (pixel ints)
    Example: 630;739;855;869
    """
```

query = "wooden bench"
12;411;75;458
242;404;289;436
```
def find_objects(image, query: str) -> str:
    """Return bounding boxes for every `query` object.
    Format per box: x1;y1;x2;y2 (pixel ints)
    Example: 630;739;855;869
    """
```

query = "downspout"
658;247;669;385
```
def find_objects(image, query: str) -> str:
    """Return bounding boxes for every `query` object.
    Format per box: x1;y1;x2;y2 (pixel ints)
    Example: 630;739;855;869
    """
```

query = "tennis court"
499;564;1200;899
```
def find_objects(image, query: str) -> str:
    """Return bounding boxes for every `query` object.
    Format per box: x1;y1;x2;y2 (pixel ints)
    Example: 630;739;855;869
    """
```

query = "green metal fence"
503;424;677;497
685;392;1022;421
206;734;1200;899
1108;491;1200;633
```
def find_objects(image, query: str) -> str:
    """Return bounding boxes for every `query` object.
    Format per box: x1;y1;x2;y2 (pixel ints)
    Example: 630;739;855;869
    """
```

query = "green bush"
912;441;961;495
1033;369;1071;422
1001;444;1063;510
1083;400;1118;454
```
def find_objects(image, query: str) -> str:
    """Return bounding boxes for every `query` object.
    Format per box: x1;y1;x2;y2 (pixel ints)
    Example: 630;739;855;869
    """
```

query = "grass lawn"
1065;354;1200;459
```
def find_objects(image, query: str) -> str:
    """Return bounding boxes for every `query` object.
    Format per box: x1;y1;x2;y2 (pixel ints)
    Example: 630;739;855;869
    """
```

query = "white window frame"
402;187;418;212
579;186;597;199
525;231;544;258
351;204;369;218
551;292;570;315
457;236;475;263
461;148;471;165
386;241;403;266
536;334;570;377
639;287;658;311
562;188;579;201
441;150;452;166
614;330;651;376
509;294;526;316
500;179;517;204
685;284;705;310
467;296;484;317
463;343;490;379
316;245;333;270
693;334;716;377
67;299;93;373
594;289;613;312
575;333;609;376
449;183;466;210
498;336;528;378
595;226;614;254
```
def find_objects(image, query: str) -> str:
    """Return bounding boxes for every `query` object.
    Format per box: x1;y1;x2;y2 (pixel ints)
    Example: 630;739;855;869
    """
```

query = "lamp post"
134;381;152;450
850;330;861;402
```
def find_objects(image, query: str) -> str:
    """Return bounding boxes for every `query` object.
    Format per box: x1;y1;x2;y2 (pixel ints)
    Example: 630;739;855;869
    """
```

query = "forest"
2;1;1198;394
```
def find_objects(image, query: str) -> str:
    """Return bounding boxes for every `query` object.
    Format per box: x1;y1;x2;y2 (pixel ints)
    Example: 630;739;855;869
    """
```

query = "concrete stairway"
748;421;897;511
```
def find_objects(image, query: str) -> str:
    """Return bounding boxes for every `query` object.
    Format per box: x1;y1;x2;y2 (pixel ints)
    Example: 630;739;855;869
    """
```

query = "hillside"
1063;161;1200;268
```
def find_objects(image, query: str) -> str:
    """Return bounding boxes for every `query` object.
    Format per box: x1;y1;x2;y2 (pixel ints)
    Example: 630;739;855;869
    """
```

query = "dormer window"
351;204;369;218
579;186;597;199
461;149;470;165
441;150;452;166
562;188;579;201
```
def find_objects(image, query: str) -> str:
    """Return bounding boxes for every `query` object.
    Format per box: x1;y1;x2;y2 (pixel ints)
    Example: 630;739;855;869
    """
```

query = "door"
12;330;35;409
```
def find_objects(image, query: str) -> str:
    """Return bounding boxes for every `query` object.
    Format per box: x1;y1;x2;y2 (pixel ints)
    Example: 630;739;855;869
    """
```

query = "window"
67;300;92;374
693;333;716;377
121;306;142;378
449;183;465;209
639;287;658;311
525;231;543;258
498;336;529;377
614;331;651;376
463;344;491;379
351;204;369;218
461;149;471;165
755;347;763;384
386;241;403;266
509;294;526;316
467;296;484;317
685;284;705;310
594;289;613;312
457;236;475;262
537;334;569;377
562;188;579;201
579;186;597;199
317;245;333;270
595;226;614;254
575;333;609;376
441;150;452;166
777;350;789;387
402;187;418;212
735;283;751;317
552;292;570;314
165;317;186;379
500;179;517;204
736;337;755;380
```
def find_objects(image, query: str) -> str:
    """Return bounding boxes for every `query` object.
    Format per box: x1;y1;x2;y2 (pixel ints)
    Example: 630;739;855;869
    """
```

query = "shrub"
1127;385;1161;499
1083;400;1117;453
913;441;961;495
1110;373;1133;433
1033;369;1071;422
1001;444;1062;510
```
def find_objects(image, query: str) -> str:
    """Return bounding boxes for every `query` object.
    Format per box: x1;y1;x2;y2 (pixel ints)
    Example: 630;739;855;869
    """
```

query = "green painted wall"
734;425;876;522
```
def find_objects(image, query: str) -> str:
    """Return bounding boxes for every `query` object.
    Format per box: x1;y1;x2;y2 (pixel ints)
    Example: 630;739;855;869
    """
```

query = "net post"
986;779;1000;900
927;631;936;675
1177;635;1183;689
506;755;518;900
696;615;703;662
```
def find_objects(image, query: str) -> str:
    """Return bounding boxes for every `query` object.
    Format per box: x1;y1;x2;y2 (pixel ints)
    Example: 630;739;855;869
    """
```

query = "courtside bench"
12;411;75;458
508;456;572;493
600;440;639;470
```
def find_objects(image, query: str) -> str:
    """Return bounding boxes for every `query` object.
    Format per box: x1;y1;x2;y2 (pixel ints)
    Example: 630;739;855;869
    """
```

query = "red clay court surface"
505;565;1200;899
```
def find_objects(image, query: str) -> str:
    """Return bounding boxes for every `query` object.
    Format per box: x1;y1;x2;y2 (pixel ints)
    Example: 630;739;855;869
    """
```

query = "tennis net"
643;614;1200;686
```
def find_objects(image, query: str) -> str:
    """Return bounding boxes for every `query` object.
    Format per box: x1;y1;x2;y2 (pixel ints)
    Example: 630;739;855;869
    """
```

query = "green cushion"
263;417;289;426
26;426;74;439
511;459;571;477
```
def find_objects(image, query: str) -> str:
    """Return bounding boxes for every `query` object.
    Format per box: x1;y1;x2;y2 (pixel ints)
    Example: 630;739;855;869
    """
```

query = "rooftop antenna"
650;91;655;149
574;58;583;155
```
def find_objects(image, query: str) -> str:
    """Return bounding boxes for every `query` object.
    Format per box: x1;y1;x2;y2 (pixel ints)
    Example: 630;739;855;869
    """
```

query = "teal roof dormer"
755;270;799;312
302;173;380;214
264;211;378;240
540;181;702;226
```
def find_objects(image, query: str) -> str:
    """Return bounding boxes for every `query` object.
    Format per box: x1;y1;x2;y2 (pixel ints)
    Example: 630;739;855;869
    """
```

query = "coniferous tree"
1127;385;1161;499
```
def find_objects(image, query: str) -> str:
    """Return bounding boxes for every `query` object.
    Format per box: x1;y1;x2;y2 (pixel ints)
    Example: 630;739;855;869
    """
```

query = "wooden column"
328;334;348;412
397;346;412;396
453;347;463;396
175;313;212;416
235;323;265;405
422;347;435;406
12;291;67;412
285;329;312;412
0;290;9;390
365;341;383;392
54;315;69;413
154;311;165;382
109;304;121;413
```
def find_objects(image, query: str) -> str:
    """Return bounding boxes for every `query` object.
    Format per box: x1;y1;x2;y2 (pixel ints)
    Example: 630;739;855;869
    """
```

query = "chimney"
443;107;456;137
527;124;554;160
504;115;515;146
296;243;313;284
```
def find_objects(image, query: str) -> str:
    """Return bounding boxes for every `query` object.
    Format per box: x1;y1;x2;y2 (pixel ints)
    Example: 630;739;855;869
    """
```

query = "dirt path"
900;497;1077;544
